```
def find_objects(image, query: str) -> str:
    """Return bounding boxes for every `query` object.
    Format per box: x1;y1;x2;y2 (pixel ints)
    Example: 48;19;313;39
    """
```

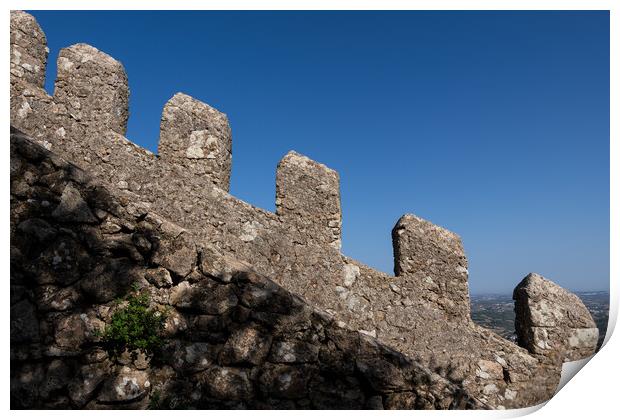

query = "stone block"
276;151;341;249
392;213;470;319
10;11;48;87
54;43;129;135
159;93;232;190
219;325;272;365
513;273;599;361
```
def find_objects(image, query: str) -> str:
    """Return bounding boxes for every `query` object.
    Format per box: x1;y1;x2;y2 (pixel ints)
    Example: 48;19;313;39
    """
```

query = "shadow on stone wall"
10;128;482;410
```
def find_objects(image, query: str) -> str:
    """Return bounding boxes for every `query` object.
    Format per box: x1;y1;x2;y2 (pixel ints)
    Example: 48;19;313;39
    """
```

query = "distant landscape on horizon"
471;290;609;350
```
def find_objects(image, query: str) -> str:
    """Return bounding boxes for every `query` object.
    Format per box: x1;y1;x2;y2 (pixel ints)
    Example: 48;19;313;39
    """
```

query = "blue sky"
29;11;609;294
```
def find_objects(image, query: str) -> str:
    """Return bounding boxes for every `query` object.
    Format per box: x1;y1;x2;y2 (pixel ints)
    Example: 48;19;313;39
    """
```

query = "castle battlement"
11;10;455;302
10;11;600;410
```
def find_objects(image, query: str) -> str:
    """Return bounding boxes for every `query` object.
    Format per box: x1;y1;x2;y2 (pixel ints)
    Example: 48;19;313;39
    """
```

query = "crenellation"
10;11;48;88
9;11;601;410
54;44;130;136
276;151;342;249
159;93;233;190
392;213;470;320
513;273;599;362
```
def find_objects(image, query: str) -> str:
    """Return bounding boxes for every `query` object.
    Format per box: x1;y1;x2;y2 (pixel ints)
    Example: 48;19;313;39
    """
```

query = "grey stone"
220;325;272;365
159;93;232;190
30;234;91;286
199;366;253;401
161;308;188;337
258;364;310;399
276;151;342;249
170;280;238;315
80;259;137;303
356;357;409;392
514;273;598;361
54;43;129;135
36;285;79;311
384;392;417;410
97;366;150;403
392;213;470;320
145;267;173;288
10;11;48;87
53;313;87;350
52;183;97;223
8;10;572;410
171;342;214;373
151;232;197;278
269;340;319;364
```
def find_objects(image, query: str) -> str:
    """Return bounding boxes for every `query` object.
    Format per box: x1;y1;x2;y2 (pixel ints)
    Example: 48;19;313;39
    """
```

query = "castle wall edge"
9;11;600;409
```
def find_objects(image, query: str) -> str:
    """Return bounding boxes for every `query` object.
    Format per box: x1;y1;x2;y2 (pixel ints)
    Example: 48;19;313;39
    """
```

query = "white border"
2;1;616;418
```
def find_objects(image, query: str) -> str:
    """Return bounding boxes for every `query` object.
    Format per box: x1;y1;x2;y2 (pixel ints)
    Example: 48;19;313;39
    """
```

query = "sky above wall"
29;10;610;294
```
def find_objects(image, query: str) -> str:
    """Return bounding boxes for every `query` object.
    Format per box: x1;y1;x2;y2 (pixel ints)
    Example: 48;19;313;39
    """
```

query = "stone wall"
10;131;484;409
392;214;470;320
514;273;599;363
9;10;600;409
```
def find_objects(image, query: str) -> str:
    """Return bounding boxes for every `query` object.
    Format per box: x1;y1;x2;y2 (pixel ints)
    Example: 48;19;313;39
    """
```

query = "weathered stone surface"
10;11;48;87
258;364;310;399
68;362;111;408
52;183;98;223
79;259;137;303
220;325;272;365
11;300;39;343
159;93;232;190
17;218;57;243
28;234;92;287
514;273;598;361
170;280;238;314
39;359;72;399
171;342;214;373
53;313;88;350
54;43;129;135
384;392;417;410
392;214;470;320
356;357;409;392
151;232;197;278
11;363;44;408
269;340;319;364
276;151;342;249
199;367;253;401
9;10;574;410
162;308;188;337
475;359;504;380
145;267;173;288
97;366;150;403
36;285;79;311
9;130;486;408
310;376;366;409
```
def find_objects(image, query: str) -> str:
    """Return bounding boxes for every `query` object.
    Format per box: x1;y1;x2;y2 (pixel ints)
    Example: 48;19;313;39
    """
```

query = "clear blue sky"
29;11;609;294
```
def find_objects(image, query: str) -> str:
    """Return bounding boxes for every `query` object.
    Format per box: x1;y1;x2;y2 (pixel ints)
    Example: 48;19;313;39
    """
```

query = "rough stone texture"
10;134;482;409
159;93;232;190
392;214;470;321
54;43;129;136
276;151;342;249
514;273;599;362
9;11;595;410
10;10;48;88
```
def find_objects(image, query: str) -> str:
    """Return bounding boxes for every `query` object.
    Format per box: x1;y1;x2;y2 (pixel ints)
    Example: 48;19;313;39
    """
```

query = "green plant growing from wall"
100;292;166;360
